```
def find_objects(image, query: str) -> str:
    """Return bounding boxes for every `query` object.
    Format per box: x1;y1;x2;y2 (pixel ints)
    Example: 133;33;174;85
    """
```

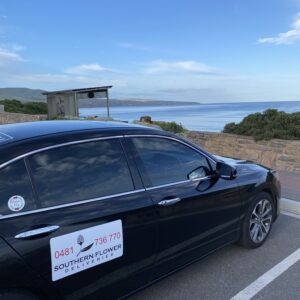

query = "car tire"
0;289;40;300
239;192;274;248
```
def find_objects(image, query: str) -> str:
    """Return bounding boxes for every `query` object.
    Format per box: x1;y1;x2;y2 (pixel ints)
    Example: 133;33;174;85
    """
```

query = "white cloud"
0;47;24;64
9;73;92;84
144;59;219;74
258;13;300;45
3;72;128;91
11;44;25;51
65;63;108;74
0;43;25;51
118;42;151;51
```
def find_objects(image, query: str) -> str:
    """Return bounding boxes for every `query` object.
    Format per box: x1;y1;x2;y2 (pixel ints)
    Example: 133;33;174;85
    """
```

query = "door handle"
158;198;181;207
15;225;60;239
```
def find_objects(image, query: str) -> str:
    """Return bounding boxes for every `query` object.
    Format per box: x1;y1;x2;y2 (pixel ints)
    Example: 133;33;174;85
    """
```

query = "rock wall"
0;112;47;124
182;131;300;174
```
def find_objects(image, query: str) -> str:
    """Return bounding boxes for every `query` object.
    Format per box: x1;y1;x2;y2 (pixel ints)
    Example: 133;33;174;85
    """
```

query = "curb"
280;198;300;216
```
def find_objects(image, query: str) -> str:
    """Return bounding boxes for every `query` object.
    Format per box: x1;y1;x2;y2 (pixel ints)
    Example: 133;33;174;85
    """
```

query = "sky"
1;0;300;102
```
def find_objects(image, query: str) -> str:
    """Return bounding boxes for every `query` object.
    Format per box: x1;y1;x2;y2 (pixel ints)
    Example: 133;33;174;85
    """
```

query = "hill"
78;98;199;107
0;87;200;107
0;88;46;102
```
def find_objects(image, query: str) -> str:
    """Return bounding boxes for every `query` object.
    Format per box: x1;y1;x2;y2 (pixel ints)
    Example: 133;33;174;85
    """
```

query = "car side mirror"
216;162;237;180
188;166;210;181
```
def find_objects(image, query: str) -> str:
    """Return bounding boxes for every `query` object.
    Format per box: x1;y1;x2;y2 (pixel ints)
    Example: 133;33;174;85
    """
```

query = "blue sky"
1;0;300;102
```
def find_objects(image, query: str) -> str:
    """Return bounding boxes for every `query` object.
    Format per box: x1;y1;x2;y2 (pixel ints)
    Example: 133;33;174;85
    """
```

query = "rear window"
28;139;134;208
0;160;37;216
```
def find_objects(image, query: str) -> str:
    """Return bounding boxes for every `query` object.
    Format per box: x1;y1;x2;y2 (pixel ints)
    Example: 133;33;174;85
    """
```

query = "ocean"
79;101;300;132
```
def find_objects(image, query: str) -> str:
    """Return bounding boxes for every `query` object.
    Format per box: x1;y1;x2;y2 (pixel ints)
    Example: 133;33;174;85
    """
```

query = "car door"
127;135;241;277
0;137;157;299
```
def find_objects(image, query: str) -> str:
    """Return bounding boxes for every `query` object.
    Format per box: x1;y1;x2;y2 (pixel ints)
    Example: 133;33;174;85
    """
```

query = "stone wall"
0;112;47;124
182;131;300;174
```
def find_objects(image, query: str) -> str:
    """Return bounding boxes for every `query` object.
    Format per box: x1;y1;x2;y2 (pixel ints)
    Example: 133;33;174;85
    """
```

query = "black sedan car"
0;121;280;299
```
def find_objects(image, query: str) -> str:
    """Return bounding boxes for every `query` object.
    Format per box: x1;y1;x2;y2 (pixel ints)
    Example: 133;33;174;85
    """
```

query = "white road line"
281;211;300;220
281;198;300;216
231;248;300;300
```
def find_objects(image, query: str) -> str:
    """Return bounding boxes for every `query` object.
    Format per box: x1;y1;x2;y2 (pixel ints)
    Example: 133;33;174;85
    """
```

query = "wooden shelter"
43;86;112;118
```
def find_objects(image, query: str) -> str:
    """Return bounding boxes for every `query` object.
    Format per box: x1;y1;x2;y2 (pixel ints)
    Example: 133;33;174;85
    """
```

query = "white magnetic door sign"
50;220;123;281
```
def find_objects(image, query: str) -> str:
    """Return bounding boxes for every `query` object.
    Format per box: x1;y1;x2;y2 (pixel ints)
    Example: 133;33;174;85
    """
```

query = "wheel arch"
261;187;278;221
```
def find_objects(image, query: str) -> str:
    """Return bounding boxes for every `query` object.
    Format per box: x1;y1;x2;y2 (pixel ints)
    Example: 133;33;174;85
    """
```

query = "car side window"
132;137;212;187
28;139;134;208
0;160;37;216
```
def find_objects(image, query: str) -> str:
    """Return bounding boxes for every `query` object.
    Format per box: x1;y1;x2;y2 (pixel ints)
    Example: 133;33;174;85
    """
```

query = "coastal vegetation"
135;116;186;133
152;120;186;133
223;109;300;140
0;99;48;115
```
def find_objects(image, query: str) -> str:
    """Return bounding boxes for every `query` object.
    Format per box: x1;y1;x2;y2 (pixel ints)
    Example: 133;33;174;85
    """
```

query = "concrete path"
277;171;300;216
278;171;300;202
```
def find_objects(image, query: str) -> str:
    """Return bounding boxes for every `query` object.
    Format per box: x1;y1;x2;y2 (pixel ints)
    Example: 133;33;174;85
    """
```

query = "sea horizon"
80;100;300;132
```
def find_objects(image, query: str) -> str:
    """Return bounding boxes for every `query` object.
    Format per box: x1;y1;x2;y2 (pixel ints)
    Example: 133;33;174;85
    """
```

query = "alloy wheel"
249;199;273;244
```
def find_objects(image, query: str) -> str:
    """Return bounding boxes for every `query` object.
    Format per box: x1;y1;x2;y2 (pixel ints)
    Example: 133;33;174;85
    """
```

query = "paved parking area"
130;214;300;300
278;171;300;202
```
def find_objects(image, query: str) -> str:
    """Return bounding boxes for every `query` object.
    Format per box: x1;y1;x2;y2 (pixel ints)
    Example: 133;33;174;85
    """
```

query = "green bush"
223;109;300;140
0;99;48;114
152;120;186;133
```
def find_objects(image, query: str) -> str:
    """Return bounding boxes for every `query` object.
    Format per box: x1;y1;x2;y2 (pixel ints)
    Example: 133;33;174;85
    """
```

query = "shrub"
223;109;300;140
0;99;47;114
152;121;186;133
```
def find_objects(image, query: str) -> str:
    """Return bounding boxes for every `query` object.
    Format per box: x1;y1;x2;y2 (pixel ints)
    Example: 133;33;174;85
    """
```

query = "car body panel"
214;154;281;220
0;189;157;299
144;179;241;279
0;121;281;299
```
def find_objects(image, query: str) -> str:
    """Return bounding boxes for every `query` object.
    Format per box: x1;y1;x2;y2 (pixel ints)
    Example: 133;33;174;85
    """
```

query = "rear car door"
128;136;241;277
0;137;157;299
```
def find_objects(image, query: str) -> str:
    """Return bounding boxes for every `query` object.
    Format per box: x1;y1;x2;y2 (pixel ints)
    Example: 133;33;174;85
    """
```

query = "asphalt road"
129;213;300;300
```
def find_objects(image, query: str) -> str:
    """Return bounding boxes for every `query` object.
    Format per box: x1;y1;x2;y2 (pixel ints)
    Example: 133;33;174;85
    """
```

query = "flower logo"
76;234;94;257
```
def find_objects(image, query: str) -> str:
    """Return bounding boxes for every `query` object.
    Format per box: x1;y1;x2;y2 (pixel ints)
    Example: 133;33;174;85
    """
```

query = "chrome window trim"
146;179;191;191
0;189;145;220
125;134;216;189
0;135;132;219
0;135;123;170
0;133;215;219
124;134;217;165
190;175;212;182
144;176;211;191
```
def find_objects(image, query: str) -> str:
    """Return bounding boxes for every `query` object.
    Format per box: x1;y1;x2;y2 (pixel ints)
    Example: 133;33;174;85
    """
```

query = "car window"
132;137;212;187
0;160;37;216
28;139;134;208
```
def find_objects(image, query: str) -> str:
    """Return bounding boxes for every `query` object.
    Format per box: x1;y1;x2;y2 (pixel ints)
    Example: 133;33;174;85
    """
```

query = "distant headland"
0;87;200;107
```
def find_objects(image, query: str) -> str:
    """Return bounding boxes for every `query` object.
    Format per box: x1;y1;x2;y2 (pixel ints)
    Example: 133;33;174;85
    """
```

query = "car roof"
0;120;159;146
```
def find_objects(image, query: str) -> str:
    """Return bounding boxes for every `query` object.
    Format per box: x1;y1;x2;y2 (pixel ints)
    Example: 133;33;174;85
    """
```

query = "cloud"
118;42;151;51
10;44;25;51
159;88;234;101
258;13;300;45
65;63;108;74
0;46;24;64
144;59;219;74
9;73;92;84
0;43;25;51
3;72;128;91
